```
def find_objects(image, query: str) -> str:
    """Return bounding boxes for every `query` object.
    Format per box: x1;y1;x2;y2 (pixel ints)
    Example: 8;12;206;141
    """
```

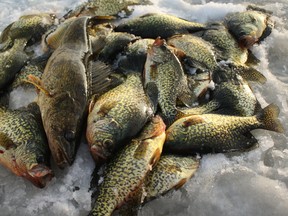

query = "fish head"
12;143;54;188
147;37;171;63
225;11;273;48
43;92;85;168
86;117;120;164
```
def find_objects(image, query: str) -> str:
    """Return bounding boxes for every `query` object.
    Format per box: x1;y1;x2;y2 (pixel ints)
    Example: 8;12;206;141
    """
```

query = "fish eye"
36;155;45;164
64;130;76;142
103;139;113;148
50;14;56;20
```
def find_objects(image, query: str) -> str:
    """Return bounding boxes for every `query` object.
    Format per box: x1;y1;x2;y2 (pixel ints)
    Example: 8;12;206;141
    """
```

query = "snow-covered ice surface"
1;0;288;215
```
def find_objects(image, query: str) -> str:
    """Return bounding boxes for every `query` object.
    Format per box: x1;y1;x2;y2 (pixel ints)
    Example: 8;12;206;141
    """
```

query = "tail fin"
257;104;284;133
237;66;267;84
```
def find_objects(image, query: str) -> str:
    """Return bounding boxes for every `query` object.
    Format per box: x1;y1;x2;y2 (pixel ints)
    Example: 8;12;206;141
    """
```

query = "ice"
1;0;288;215
9;87;37;109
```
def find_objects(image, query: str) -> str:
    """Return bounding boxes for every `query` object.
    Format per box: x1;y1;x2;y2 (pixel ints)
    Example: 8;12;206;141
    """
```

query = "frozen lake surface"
0;0;288;215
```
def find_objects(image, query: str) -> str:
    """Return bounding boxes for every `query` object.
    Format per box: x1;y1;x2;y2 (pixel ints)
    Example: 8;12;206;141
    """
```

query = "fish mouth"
90;145;108;164
48;137;76;169
27;164;54;188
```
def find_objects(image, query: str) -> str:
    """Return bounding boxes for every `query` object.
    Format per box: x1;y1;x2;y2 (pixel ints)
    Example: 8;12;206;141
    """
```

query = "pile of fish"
0;0;284;215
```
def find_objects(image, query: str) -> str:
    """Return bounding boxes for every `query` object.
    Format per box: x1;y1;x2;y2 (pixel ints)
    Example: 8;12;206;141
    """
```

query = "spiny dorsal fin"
89;60;115;97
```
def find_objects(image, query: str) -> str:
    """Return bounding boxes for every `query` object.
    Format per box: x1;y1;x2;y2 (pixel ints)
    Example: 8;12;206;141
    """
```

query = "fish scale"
0;103;53;188
89;116;166;216
87;73;154;163
144;38;195;126
165;104;283;154
144;154;199;201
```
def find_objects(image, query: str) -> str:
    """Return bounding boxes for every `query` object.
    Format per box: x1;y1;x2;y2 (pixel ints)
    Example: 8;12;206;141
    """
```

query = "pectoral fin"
182;116;205;127
174;178;189;190
145;82;159;113
24;75;53;97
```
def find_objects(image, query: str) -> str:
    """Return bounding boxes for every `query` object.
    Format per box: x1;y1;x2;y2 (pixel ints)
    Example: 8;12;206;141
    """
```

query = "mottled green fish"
194;23;248;66
11;53;49;90
65;0;151;18
98;32;139;63
0;38;29;90
0;13;57;51
165;104;284;154
178;75;261;118
193;23;266;84
117;38;154;74
88;115;166;216
86;73;154;163
144;154;199;201
115;13;205;39
167;34;220;100
0;103;53;188
224;5;274;48
167;34;218;72
28;17;92;168
144;37;195;125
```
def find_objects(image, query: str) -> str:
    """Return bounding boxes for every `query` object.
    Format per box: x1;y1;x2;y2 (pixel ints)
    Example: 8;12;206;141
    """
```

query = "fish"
88;115;166;216
0;13;57;51
0;103;53;188
0;38;29;90
167;34;220;100
115;13;205;39
144;37;195;125
224;5;274;48
98;32;139;63
0;91;9;108
193;22;248;66
144;154;199;201
87;22;114;55
165;104;284;154
28;17;93;168
167;34;218;73
11;53;50;90
116;38;154;74
193;22;267;84
64;0;151;18
178;75;261;118
86;73;154;163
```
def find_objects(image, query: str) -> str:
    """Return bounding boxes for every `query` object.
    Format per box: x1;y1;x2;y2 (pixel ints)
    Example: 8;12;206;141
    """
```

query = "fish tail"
238;66;267;84
257;103;284;133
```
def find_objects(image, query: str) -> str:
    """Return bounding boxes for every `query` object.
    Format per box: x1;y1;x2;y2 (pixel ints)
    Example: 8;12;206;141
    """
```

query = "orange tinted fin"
182;116;205;127
24;75;53;97
150;148;161;167
153;37;165;47
174;178;188;190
